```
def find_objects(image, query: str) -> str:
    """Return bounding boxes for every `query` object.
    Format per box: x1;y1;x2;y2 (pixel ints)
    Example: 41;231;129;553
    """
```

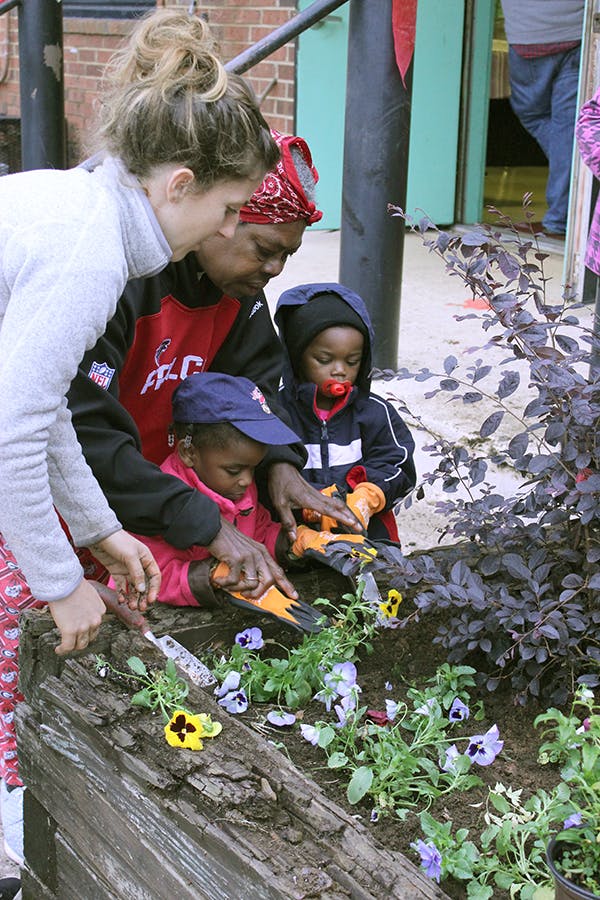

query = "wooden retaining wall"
17;597;449;900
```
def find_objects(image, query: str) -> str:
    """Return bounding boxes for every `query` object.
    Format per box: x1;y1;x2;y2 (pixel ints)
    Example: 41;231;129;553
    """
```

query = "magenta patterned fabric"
0;537;107;785
0;539;44;786
576;89;600;275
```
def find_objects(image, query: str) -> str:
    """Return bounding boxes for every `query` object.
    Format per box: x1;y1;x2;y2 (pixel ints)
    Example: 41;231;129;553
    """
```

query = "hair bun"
107;9;227;103
96;8;278;184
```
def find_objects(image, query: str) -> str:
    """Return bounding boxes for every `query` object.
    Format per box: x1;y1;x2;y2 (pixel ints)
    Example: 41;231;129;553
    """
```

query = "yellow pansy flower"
379;588;402;619
164;710;223;750
164;710;205;750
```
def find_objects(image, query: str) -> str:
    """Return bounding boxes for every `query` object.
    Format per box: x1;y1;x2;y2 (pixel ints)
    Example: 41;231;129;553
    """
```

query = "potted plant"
536;687;600;899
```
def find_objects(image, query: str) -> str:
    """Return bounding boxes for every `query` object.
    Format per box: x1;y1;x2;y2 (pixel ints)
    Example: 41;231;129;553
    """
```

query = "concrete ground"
3;227;587;886
265;226;591;552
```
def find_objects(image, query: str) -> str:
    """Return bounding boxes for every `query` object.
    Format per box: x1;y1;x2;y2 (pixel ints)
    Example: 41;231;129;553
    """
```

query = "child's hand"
345;482;385;529
87;530;161;610
49;579;106;655
267;463;363;540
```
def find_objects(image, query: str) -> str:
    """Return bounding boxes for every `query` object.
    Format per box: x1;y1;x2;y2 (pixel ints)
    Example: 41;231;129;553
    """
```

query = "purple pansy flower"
324;661;359;698
449;698;469;722
215;670;240;698
267;710;296;727
218;689;248;714
466;724;503;766
411;839;442;883
385;699;399;722
564;812;583;829
314;686;337;712
334;693;357;728
416;697;437;716
441;744;461;773
384;681;393;692
235;627;264;651
300;724;320;746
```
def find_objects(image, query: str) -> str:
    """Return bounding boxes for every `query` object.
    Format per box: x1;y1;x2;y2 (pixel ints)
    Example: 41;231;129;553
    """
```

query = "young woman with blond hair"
0;8;277;868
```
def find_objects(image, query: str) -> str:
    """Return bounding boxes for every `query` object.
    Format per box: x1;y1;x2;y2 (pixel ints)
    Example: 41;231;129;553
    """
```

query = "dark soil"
91;565;563;899
198;567;561;899
258;609;559;899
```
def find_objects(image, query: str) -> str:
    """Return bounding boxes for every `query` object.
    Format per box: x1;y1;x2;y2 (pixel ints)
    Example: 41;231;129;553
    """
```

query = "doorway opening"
483;6;550;227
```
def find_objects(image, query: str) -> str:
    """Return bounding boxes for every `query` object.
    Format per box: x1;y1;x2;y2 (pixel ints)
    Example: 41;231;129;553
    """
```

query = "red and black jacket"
67;253;305;550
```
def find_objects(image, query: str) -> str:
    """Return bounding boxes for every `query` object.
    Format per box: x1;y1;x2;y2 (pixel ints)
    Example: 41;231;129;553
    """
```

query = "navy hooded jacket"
275;283;416;539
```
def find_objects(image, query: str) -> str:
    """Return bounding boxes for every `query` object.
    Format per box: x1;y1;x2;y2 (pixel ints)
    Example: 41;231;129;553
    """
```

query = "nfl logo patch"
88;361;115;390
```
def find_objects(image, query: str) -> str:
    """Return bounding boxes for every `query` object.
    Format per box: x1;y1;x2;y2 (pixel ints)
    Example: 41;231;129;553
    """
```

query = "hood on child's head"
274;282;374;391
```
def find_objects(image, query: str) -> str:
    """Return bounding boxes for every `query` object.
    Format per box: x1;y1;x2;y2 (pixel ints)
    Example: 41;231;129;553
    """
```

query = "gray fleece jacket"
0;155;171;601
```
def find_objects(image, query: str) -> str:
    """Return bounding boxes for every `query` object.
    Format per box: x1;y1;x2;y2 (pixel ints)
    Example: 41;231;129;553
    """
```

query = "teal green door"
405;1;464;224
296;3;350;229
296;1;475;227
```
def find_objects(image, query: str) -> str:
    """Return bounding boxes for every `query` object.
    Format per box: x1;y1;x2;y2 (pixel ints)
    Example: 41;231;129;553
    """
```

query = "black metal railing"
0;0;65;170
226;0;348;74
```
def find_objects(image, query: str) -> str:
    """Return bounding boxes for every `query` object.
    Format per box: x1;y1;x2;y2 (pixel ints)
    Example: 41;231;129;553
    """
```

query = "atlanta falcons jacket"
68;253;305;551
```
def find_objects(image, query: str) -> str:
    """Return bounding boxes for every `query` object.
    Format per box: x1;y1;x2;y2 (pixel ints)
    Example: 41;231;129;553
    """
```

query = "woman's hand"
208;518;298;600
49;579;106;655
267;462;363;541
87;530;161;610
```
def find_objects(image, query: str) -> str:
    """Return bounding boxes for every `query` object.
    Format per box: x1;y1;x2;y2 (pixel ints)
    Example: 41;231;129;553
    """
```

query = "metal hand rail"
226;0;349;74
0;1;20;16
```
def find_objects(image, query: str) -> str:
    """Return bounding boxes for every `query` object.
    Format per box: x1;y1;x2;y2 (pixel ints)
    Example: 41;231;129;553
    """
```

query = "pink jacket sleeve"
138;533;203;607
576;88;600;180
251;502;284;560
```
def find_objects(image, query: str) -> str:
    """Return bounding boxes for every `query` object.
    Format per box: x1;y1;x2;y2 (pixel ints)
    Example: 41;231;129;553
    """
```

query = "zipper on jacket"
320;419;331;482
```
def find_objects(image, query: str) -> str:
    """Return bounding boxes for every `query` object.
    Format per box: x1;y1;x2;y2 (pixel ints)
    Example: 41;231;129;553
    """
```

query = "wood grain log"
17;580;449;900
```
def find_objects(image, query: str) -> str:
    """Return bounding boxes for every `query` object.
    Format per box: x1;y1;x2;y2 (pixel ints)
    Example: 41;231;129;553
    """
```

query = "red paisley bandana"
239;130;323;226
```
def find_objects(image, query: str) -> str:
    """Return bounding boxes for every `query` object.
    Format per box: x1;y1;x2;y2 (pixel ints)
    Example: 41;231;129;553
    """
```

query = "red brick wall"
0;1;297;169
195;0;298;134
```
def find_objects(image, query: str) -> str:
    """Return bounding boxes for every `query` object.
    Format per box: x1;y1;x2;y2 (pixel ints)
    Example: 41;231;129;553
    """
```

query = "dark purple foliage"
376;206;600;704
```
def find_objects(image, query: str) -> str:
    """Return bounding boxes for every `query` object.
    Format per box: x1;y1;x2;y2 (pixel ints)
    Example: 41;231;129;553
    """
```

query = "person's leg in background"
508;47;554;157
546;45;581;234
0;538;45;876
508;46;580;235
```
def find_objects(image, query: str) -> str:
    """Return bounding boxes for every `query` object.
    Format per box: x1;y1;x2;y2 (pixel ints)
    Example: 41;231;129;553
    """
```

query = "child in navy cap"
139;372;373;631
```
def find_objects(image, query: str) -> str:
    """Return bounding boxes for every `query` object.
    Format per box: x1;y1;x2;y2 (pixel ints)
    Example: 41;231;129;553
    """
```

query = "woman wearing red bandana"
239;130;322;228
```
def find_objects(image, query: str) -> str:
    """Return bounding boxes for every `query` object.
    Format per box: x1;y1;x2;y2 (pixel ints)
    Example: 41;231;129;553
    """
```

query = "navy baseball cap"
171;373;300;446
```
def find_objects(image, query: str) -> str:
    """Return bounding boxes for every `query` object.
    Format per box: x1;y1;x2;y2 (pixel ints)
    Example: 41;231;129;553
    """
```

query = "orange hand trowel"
93;582;217;688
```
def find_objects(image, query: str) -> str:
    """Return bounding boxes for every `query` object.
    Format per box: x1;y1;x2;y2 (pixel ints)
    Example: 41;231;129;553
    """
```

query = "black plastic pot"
547;836;600;900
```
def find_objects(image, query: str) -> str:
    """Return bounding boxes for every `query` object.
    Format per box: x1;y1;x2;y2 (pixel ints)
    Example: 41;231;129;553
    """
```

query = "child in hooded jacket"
275;283;416;541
